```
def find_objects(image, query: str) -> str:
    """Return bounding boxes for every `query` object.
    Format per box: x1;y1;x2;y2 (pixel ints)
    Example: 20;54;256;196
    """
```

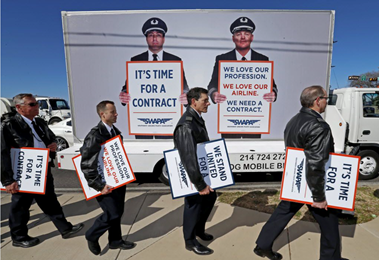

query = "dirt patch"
217;186;379;225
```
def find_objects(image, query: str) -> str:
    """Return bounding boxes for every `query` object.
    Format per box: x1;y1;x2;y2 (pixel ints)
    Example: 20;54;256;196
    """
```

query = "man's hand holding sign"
1;148;50;195
126;62;184;136
280;147;360;211
218;61;274;134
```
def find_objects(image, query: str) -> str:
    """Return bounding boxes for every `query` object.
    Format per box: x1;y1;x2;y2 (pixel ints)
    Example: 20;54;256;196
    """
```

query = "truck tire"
358;150;379;180
49;118;62;125
155;160;170;186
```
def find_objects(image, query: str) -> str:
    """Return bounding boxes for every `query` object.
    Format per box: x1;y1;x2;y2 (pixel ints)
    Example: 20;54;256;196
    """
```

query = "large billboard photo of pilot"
62;10;334;140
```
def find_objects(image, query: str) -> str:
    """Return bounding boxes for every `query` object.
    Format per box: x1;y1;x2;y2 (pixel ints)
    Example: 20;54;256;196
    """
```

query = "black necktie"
110;128;116;137
153;54;158;61
31;121;47;144
32;120;56;161
242;57;247;61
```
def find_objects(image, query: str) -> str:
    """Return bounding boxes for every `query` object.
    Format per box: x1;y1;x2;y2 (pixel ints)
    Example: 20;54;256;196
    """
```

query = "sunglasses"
315;96;329;101
22;102;38;107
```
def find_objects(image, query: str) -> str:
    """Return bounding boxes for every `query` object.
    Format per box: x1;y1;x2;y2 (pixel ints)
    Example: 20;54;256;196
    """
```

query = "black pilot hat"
142;17;168;36
230;17;256;34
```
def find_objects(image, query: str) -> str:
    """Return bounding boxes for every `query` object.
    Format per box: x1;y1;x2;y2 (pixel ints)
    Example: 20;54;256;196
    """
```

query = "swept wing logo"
137;118;172;124
295;159;304;193
227;119;260;126
178;162;188;187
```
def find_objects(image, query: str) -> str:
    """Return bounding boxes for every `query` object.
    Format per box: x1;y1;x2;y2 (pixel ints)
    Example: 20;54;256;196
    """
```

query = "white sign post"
1;148;49;194
218;61;273;134
280;147;360;211
73;136;136;200
164;139;234;199
127;61;183;136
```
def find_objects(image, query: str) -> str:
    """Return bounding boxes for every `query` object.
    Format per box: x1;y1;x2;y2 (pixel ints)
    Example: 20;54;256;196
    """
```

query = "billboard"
62;9;334;140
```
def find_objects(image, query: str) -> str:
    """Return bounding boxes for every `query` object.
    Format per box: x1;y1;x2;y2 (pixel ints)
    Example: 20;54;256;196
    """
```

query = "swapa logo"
178;162;188;187
227;119;260;126
295;158;304;193
137;118;172;124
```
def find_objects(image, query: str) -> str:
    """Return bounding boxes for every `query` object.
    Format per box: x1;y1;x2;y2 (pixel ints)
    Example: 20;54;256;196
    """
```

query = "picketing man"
254;86;342;260
80;100;136;255
173;87;216;255
119;17;189;139
207;16;278;138
1;93;84;248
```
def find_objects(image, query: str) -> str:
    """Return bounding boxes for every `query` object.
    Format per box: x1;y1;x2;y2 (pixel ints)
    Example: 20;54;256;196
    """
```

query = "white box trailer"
58;9;342;184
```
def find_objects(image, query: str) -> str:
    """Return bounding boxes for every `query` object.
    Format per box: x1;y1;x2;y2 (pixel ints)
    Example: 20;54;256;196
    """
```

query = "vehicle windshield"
50;99;70;110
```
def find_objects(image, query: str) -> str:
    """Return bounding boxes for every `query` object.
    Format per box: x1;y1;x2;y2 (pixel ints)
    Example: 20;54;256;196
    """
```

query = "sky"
1;0;379;101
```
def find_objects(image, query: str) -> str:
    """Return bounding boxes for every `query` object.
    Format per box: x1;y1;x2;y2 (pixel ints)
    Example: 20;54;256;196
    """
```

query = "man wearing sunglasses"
1;93;83;248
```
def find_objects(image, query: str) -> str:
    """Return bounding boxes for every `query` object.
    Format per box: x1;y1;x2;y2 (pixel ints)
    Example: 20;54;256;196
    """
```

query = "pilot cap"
142;17;167;36
230;17;255;34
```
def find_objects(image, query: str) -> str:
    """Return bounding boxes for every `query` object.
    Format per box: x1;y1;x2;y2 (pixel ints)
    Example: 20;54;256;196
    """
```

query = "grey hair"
13;93;34;106
300;86;325;108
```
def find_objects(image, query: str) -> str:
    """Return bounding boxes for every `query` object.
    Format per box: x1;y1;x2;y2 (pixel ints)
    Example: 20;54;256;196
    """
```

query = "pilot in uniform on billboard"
207;17;278;138
119;17;189;139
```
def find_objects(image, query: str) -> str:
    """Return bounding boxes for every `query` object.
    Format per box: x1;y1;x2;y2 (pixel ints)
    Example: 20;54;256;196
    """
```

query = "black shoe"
254;245;283;260
87;240;101;255
62;223;84;239
109;240;136;250
12;236;40;248
186;243;213;255
197;232;214;241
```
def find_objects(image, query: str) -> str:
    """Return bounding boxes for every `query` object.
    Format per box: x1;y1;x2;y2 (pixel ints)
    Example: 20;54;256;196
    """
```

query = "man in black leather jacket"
173;87;216;255
80;100;135;255
1;93;83;248
254;86;342;260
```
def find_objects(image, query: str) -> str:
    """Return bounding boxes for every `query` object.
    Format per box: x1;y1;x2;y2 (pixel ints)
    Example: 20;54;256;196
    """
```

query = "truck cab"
35;96;71;125
325;87;379;179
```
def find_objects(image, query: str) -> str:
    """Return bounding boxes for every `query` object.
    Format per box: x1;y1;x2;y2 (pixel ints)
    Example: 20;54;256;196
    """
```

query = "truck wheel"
358;150;379;180
155;160;170;186
49;118;62;125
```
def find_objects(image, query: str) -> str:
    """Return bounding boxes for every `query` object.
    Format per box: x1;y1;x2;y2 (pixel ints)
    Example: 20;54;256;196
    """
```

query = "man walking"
80;100;136;255
173;87;216;255
1;93;83;248
254;86;341;260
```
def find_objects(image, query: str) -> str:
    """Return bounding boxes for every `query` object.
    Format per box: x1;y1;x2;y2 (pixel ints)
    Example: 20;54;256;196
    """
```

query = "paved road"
51;167;379;191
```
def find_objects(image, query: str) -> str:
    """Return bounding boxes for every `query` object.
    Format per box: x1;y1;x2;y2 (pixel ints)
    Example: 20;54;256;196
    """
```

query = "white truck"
326;87;379;180
56;9;378;183
35;96;71;124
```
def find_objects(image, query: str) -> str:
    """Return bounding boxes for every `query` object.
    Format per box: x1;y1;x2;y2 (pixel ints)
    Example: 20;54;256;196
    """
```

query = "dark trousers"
256;200;341;260
9;169;72;241
183;192;217;244
86;185;126;243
